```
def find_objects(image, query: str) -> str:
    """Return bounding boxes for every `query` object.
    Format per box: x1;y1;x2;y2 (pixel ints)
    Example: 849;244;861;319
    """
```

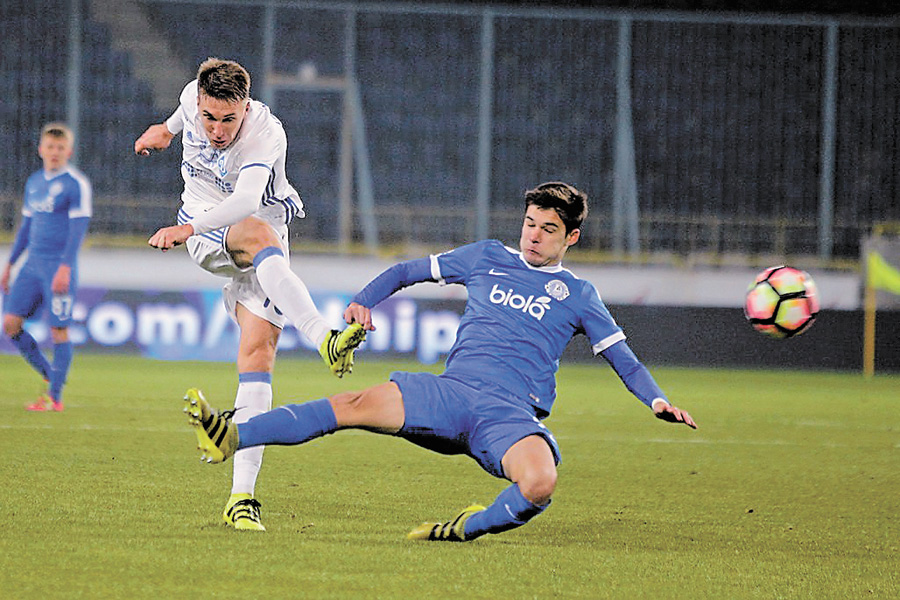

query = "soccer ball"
744;266;820;338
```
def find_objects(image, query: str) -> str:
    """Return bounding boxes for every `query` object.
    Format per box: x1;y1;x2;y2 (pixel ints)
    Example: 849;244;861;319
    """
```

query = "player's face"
198;94;250;150
519;205;580;267
37;135;73;171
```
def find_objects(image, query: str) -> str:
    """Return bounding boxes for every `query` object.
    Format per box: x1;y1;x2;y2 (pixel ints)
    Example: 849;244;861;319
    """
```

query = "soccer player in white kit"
135;58;365;531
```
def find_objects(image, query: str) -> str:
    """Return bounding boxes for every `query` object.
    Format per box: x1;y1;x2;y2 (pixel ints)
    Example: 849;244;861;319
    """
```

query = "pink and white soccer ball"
744;266;820;338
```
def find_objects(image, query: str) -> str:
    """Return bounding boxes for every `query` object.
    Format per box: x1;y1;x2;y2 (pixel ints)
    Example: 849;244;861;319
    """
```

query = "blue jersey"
10;166;92;265
354;239;626;416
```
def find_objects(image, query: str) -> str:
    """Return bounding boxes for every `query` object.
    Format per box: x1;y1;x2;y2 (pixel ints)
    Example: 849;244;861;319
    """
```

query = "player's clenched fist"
134;123;175;156
149;223;194;251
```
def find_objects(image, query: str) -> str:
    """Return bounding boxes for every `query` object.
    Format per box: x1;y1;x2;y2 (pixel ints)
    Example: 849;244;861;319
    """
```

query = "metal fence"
1;0;898;263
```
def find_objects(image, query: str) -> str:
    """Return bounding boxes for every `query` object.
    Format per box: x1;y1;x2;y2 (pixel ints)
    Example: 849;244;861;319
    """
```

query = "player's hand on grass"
134;123;175;156
149;224;194;251
652;400;697;429
344;302;375;331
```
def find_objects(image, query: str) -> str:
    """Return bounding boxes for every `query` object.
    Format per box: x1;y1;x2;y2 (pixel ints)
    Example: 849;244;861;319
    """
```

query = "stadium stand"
2;0;899;259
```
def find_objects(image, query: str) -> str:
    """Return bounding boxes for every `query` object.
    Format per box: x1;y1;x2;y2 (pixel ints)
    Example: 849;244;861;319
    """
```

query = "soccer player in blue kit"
2;123;92;412
184;181;697;541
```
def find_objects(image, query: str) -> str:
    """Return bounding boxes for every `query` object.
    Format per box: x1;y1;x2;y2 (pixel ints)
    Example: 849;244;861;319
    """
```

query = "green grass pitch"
1;354;897;599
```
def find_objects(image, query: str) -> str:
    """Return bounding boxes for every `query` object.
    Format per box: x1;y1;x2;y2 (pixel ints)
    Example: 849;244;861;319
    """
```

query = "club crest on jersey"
489;284;551;321
545;279;569;301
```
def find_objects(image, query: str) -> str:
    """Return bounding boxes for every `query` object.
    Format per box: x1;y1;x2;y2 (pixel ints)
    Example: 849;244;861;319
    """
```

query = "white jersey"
165;80;303;234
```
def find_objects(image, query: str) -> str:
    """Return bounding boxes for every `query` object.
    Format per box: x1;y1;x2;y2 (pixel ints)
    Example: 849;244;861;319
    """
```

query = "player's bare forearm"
134;123;175;156
653;403;698;429
148;224;194;251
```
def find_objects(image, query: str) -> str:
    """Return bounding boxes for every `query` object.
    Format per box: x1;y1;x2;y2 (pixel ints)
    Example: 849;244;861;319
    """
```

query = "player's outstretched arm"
134;123;175;156
652;399;697;429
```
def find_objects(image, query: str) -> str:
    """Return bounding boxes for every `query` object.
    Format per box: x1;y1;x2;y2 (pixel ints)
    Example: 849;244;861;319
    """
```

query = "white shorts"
185;220;291;329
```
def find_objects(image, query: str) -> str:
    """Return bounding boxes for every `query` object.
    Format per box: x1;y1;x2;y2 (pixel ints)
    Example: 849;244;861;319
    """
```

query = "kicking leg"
226;218;365;377
184;381;405;459
237;381;405;447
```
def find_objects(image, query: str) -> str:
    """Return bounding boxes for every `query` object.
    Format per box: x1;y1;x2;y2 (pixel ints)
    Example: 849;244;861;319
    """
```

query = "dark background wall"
564;306;900;372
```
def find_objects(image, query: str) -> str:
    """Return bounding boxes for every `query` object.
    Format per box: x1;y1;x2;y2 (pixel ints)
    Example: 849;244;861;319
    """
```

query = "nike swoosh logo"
489;268;508;276
504;503;517;519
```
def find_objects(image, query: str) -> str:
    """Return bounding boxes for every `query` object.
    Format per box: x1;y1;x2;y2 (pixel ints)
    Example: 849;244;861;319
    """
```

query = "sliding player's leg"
408;436;556;542
461;435;556;539
184;381;406;462
406;391;559;542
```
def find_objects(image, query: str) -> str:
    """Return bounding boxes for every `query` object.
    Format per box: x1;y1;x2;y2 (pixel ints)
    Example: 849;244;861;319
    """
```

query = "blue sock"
10;330;51;381
237;398;338;449
463;484;549;540
49;341;73;403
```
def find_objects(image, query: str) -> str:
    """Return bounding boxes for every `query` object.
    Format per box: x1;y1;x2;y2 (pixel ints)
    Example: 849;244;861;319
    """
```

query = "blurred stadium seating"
1;0;898;263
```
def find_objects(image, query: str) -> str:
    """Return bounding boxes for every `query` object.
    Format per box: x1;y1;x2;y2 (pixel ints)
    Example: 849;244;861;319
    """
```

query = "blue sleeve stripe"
240;163;272;173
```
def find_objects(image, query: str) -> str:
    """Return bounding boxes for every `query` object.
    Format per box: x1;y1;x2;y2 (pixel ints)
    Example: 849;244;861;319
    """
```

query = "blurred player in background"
184;181;697;541
2;123;92;413
134;58;365;531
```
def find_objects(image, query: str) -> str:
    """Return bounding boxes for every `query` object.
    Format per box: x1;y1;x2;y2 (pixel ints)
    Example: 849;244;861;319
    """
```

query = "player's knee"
3;315;23;338
229;219;280;260
518;466;557;507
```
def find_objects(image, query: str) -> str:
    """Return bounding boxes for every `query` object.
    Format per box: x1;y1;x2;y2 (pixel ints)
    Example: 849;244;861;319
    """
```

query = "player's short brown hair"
197;58;251;103
524;182;588;234
40;122;73;143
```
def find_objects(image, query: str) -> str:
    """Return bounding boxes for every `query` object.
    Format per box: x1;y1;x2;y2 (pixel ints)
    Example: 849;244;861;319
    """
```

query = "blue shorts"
391;371;561;479
4;258;77;328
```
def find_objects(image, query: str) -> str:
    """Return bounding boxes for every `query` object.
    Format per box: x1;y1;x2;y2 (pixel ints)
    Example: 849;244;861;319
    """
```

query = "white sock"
231;376;273;497
254;247;330;347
